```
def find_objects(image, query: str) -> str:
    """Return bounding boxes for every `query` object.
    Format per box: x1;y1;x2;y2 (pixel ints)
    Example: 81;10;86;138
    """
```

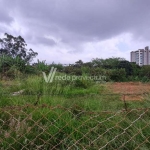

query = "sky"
0;0;150;64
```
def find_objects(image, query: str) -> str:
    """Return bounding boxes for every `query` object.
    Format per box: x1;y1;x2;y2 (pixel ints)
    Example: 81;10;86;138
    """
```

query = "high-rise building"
130;46;150;66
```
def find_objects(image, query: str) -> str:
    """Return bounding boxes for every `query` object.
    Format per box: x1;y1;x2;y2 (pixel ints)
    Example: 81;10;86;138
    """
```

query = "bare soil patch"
107;82;150;101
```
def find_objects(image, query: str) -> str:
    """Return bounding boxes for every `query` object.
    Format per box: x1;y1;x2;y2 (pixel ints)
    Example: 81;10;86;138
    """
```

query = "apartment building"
130;46;150;66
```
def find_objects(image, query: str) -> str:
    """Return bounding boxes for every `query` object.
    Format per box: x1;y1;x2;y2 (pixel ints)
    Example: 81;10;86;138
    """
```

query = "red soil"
107;82;150;101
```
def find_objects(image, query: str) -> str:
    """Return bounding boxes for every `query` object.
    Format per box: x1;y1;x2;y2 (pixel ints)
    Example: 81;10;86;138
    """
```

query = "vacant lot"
0;78;150;149
107;82;150;101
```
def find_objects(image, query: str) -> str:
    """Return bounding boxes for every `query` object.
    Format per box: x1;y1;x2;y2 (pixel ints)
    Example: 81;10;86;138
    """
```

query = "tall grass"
0;75;150;149
0;74;150;110
0;105;150;149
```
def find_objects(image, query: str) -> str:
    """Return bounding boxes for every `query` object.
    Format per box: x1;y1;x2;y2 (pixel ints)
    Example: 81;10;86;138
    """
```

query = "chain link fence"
0;103;150;150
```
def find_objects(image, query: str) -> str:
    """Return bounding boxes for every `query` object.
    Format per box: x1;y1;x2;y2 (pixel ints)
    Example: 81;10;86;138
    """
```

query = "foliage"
0;33;38;77
0;55;26;76
117;60;133;76
109;68;126;82
130;62;141;76
141;76;150;83
49;62;63;72
0;33;38;63
0;39;150;83
140;65;150;79
32;59;50;72
92;57;125;68
5;65;22;78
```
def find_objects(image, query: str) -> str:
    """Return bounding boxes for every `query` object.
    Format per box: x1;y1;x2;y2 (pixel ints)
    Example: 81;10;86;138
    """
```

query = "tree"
92;57;125;68
117;60;133;76
130;62;141;76
74;60;83;67
109;68;126;82
0;33;38;63
140;65;150;79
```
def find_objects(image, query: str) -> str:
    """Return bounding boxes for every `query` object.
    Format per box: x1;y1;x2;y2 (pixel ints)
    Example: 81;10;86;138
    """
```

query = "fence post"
123;94;128;111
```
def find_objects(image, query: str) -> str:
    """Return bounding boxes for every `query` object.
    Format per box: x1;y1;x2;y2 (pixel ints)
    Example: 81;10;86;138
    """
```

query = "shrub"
141;76;150;83
5;65;22;79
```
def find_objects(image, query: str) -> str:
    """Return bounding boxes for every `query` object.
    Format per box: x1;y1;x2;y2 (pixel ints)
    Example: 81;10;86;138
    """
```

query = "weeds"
0;74;150;149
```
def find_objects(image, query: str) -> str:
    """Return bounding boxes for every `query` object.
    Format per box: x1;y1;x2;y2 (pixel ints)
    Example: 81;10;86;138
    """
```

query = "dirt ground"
107;82;150;101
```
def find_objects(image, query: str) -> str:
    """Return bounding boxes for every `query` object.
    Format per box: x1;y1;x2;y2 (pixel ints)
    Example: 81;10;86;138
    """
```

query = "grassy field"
0;75;150;149
1;75;150;109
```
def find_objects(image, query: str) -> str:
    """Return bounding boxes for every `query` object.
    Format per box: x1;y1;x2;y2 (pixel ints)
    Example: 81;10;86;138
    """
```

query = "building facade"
130;46;150;66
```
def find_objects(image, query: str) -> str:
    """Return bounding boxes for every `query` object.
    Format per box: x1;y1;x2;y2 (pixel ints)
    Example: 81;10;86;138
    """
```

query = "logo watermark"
42;67;57;83
43;67;106;83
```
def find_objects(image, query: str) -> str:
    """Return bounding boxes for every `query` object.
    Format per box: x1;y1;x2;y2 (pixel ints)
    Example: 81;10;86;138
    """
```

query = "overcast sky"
0;0;150;64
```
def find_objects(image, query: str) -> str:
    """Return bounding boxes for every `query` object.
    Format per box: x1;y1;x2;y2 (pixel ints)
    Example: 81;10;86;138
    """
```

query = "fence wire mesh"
0;104;150;150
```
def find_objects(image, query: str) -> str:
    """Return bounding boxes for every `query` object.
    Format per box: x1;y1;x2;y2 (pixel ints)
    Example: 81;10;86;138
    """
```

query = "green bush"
73;78;93;89
5;65;22;79
0;55;26;74
109;69;127;82
141;76;150;83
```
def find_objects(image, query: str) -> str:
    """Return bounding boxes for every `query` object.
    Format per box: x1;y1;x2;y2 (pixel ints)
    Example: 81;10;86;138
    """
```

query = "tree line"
0;33;150;82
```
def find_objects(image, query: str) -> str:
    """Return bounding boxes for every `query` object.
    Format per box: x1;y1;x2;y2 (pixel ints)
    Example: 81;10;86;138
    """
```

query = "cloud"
0;0;150;63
